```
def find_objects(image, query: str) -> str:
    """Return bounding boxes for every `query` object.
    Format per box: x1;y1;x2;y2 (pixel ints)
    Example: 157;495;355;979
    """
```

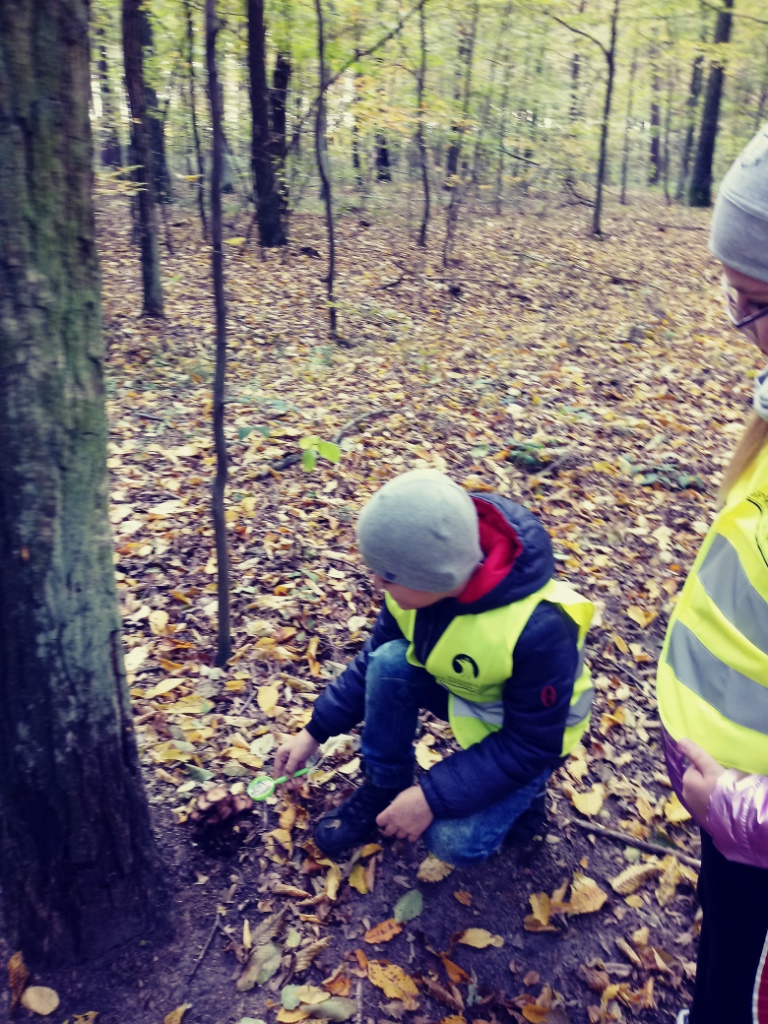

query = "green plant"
299;435;342;472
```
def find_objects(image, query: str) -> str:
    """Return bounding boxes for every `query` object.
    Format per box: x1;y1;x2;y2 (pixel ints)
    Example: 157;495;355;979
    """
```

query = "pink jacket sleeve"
706;770;768;869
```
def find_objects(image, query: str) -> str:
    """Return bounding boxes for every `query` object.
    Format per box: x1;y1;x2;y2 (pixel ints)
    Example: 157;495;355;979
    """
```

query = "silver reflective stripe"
666;620;768;735
566;685;593;726
699;534;768;657
451;694;505;727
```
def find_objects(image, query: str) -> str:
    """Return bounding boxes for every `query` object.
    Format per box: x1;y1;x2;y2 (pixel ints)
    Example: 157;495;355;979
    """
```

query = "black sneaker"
315;781;403;858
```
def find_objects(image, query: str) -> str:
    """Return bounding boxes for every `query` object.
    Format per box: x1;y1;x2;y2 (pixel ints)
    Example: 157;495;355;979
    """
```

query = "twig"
332;407;391;444
187;909;222;984
565;817;701;869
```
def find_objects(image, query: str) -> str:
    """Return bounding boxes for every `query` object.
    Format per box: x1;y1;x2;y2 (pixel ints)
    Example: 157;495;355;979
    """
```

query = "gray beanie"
357;469;482;593
710;125;768;282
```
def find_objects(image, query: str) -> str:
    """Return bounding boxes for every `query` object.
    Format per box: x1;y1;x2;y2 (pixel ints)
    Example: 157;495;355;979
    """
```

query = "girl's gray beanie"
710;125;768;282
356;469;482;593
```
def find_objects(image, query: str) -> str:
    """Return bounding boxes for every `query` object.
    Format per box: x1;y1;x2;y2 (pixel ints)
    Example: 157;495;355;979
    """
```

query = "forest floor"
8;184;757;1024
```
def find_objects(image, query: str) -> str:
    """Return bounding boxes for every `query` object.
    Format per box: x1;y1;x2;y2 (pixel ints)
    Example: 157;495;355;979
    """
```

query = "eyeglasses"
722;276;768;333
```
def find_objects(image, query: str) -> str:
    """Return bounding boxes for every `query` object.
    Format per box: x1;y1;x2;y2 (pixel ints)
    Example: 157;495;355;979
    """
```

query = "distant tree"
123;0;164;315
0;0;164;963
248;0;287;246
689;0;735;207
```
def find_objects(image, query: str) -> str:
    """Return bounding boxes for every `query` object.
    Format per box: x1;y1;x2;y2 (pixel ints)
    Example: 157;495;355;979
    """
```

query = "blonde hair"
718;411;768;503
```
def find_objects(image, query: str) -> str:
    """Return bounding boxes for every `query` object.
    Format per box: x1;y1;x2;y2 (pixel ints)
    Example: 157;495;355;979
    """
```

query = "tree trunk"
649;42;661;185
138;2;172;203
592;0;619;237
247;0;287;246
96;29;123;169
416;1;430;247
183;0;208;239
270;50;292;205
123;0;164;316
0;0;163;964
619;49;637;204
313;0;338;341
689;0;735;208
205;0;232;668
676;51;704;200
444;1;479;187
375;134;392;181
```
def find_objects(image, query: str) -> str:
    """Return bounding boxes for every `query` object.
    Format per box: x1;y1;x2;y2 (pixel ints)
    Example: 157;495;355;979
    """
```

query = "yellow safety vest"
657;442;768;773
386;580;594;754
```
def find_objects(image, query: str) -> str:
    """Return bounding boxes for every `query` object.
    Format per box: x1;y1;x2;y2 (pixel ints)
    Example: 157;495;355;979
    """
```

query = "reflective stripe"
666;620;768;736
566;684;593;726
699;534;768;658
450;694;505;728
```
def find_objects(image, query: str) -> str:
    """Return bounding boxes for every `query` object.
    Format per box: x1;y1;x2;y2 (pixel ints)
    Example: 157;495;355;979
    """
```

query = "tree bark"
314;0;338;341
96;28;123;169
123;0;164;316
270;50;292;205
649;41;661;185
247;0;287;246
689;0;735;208
416;1;430;247
592;0;619;237
0;0;163;964
676;51;704;200
138;1;172;203
205;0;232;667
183;0;208;239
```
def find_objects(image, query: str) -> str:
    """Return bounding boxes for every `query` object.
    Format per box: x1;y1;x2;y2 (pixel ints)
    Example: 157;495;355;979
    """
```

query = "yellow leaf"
257;684;280;716
163;1004;192;1024
364;918;403;943
149;609;169;635
663;793;691;824
144;678;184;700
417;854;454;882
567;874;608;916
21;986;60;1015
294;986;330;1005
440;1016;466;1024
521;1008;549;1024
325;862;342;901
73;1014;100;1024
349;864;369;894
416;739;443;769
456;928;504;949
626;605;656;628
360;843;382;857
563;783;606;817
276;1010;311;1023
625;894;644;908
367;962;419;1010
610;862;660;895
613;634;630;654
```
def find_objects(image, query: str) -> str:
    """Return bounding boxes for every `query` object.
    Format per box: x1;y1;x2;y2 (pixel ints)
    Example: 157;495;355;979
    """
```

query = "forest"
2;0;768;1021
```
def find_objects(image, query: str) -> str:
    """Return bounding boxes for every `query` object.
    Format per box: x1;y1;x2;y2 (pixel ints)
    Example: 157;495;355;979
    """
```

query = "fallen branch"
187;909;222;984
565;817;701;869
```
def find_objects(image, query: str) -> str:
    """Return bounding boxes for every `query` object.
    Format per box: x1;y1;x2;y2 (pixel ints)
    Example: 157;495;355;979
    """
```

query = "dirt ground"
5;181;740;1024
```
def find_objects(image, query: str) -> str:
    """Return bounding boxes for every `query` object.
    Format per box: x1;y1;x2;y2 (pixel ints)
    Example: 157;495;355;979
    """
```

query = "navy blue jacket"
306;495;579;819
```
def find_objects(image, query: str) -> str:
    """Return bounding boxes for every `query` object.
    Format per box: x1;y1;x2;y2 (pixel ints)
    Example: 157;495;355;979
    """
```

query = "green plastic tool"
247;766;312;802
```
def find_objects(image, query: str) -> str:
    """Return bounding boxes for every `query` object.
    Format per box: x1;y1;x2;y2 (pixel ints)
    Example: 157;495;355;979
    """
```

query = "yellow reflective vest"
657;442;768;773
385;579;594;754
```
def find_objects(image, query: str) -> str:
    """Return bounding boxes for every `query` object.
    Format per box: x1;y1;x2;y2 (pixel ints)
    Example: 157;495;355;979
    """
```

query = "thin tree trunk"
676;51;704;200
138;2;172;203
443;0;479;258
247;0;287;246
96;29;123;168
689;0;735;208
619;48;637;204
184;0;207;239
662;56;677;205
205;0;231;668
592;0;619;237
123;0;164;316
270;50;292;206
416;1;430;247
494;53;512;214
0;0;163;964
314;0;338;341
649;40;661;185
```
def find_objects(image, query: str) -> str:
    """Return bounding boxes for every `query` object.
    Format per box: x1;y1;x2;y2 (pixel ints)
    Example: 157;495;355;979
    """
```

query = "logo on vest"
452;654;480;679
748;490;768;570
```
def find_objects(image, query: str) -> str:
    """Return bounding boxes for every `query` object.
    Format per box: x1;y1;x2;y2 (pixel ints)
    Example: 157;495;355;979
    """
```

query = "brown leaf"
7;951;29;1014
367;962;419;1010
453;890;472;906
295;937;331;973
418;975;464;1013
364;918;403;944
440;955;472;985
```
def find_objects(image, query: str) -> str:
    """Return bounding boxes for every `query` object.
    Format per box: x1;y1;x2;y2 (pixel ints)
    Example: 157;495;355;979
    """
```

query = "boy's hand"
274;729;319;782
377;785;434;842
679;737;727;822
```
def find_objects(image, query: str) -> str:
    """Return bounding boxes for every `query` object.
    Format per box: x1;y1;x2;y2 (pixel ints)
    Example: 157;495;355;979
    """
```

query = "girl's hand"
274;729;319;781
680;738;726;822
376;785;434;842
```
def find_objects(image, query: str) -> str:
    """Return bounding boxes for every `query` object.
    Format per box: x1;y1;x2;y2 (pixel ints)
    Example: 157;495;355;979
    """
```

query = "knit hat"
710;125;768;282
356;469;482;593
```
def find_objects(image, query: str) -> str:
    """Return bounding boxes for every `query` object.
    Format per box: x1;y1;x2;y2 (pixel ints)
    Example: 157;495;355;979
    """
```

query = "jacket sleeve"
305;603;404;744
420;602;578;819
705;771;768;869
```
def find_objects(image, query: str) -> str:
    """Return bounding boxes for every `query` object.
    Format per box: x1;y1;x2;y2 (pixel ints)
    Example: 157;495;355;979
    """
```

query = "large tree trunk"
123;0;164;316
0;0;163;964
248;0;287;246
689;0;735;208
676;52;704;200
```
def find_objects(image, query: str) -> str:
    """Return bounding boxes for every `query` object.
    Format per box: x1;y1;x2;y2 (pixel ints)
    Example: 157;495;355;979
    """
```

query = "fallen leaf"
567;874;608;916
236;941;282;991
393;889;423;923
663;793;691;823
562;783;606;817
325;862;342;901
306;997;358;1021
364;918;403;944
440;955;472;985
453;890;472;906
455;927;504;949
610;862;660;895
416;739;443;769
21;986;60;1016
294;985;330;1005
294;937;331;973
349;863;368;894
7;951;29;1014
367;961;419;1009
257;684;280;716
417;854;454;882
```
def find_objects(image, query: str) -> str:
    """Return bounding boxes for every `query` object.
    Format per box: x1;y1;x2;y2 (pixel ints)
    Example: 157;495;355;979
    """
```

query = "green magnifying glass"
247;766;312;802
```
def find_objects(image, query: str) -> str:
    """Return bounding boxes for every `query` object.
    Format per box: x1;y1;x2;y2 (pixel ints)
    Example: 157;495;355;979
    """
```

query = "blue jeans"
361;639;552;867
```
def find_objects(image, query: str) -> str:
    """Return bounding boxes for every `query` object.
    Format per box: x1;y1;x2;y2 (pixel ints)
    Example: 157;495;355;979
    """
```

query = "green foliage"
298;435;342;472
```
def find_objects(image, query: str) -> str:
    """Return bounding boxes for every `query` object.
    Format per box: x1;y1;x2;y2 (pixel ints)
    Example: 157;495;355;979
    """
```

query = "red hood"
458;497;523;603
